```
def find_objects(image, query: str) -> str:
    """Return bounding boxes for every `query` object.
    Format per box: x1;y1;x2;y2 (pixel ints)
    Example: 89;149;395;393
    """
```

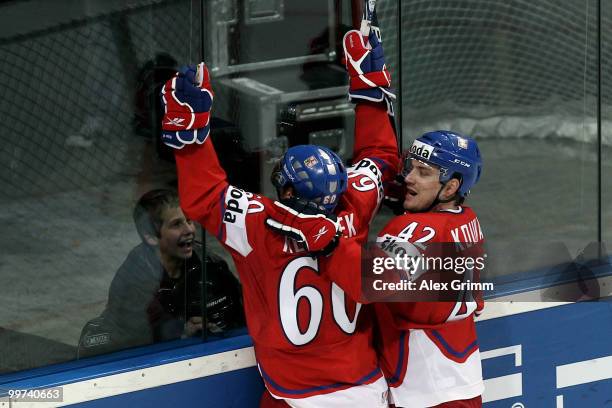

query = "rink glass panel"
602;1;612;253
201;0;400;330
0;0;609;378
0;0;205;373
396;0;608;286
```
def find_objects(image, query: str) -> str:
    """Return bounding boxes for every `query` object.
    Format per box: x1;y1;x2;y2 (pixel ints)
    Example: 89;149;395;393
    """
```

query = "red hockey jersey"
375;207;485;407
174;103;398;402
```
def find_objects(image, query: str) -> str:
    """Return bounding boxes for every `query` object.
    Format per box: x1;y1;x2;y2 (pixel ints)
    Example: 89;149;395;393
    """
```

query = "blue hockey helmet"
403;130;482;197
272;145;348;212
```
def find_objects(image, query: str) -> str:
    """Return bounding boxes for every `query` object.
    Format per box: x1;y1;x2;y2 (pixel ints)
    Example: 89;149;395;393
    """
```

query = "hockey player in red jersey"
274;131;485;408
292;130;485;407
271;135;485;408
376;131;485;408
158;25;399;408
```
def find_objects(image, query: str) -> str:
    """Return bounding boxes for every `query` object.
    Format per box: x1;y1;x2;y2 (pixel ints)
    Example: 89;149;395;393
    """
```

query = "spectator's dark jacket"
77;243;244;358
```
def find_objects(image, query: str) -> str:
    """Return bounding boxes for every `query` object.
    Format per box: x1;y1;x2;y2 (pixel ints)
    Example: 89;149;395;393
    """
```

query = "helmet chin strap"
419;182;456;213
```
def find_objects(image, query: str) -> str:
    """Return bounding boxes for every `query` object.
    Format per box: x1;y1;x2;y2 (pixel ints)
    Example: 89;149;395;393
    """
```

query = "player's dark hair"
133;189;180;243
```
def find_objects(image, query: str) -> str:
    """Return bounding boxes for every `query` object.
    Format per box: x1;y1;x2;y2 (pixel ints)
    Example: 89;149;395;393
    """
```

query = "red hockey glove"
343;30;395;104
265;200;341;256
160;62;213;149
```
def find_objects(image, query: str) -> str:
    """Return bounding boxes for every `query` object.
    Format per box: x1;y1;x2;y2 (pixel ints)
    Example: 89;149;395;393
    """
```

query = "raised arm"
174;140;229;237
343;27;400;181
353;102;399;182
160;63;230;237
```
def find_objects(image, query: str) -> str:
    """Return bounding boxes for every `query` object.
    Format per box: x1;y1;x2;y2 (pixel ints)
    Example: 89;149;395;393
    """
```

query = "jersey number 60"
278;256;362;346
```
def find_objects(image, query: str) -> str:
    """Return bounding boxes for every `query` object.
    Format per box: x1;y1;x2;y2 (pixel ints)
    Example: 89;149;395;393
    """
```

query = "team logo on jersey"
313;226;329;242
224;187;246;224
348;159;384;203
457;137;468;149
304;156;318;168
164;117;186;127
223;186;253;257
410;139;434;160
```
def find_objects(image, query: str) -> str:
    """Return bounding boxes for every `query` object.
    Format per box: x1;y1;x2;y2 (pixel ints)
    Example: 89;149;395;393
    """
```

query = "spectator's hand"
160;62;213;149
265;200;341;257
184;316;203;337
343;30;395;104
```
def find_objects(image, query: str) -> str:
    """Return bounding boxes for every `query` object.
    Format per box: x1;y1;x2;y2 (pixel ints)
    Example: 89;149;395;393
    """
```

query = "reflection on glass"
77;190;244;358
0;0;203;373
398;0;600;281
4;0;606;381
